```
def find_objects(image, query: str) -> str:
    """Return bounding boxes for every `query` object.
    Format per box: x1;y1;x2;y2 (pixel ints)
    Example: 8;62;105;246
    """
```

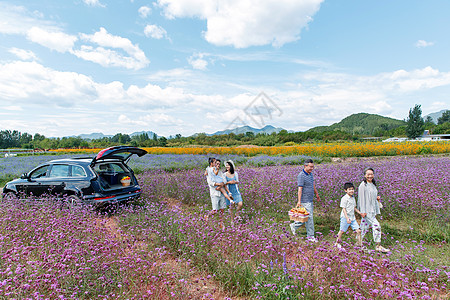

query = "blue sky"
0;0;449;137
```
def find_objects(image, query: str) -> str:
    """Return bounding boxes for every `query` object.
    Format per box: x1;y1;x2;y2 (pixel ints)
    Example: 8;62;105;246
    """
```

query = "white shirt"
340;194;356;220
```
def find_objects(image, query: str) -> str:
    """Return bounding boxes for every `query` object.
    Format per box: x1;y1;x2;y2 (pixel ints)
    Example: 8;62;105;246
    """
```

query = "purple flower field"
0;153;318;183
141;155;450;221
0;154;449;299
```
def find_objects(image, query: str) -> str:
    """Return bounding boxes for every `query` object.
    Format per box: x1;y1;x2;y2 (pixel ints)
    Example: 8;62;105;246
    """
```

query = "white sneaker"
375;245;390;253
307;237;318;243
334;242;342;249
289;223;296;235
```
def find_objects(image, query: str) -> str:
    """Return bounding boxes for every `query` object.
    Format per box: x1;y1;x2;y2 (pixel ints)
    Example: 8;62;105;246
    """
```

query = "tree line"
1;108;449;149
0;131;168;150
406;106;450;139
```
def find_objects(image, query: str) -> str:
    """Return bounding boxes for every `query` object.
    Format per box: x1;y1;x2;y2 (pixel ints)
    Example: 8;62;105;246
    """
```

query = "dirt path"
94;201;235;300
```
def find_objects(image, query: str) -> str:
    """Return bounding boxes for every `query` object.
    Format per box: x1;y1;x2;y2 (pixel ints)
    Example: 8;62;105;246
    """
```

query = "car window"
49;164;70;178
110;163;127;172
95;163;127;173
30;165;49;179
71;165;86;177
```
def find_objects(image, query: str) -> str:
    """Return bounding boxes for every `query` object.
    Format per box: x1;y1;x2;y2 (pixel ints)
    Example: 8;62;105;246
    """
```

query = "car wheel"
2;192;18;201
65;195;83;209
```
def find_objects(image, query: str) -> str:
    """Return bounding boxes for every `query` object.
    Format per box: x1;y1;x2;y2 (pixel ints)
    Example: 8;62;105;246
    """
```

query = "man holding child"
205;157;227;230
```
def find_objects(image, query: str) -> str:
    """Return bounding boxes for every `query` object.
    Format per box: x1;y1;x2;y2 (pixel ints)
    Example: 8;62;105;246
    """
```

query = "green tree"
406;104;425;139
432;122;450;134
111;133;131;144
437;110;450;125
158;136;167;147
245;131;255;138
425;116;434;125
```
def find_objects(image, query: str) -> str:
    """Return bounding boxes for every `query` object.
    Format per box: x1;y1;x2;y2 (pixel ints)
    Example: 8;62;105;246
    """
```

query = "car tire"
65;195;83;209
2;191;18;201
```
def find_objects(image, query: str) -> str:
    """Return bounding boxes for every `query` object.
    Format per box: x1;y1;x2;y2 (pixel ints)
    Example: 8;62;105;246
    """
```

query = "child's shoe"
334;242;342;249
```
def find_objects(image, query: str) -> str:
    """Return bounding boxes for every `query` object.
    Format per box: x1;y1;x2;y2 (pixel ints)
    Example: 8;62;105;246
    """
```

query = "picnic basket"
288;206;309;222
120;176;131;186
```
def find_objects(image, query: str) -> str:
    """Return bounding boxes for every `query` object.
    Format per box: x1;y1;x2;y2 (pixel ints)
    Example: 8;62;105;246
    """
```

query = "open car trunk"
91;146;147;166
93;162;134;191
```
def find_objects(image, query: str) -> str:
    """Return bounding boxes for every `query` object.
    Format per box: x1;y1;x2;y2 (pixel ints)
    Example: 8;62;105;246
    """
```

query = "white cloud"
157;0;324;48
0;61;97;102
428;102;447;112
0;4;148;70
26;27;78;53
83;0;106;7
0;3;60;35
415;40;434;48
146;68;195;81
188;53;208;70
138;6;152;18
144;24;168;39
1;60;449;136
76;27;149;69
8;48;37;61
3;106;23;111
119;113;184;127
380;66;450;92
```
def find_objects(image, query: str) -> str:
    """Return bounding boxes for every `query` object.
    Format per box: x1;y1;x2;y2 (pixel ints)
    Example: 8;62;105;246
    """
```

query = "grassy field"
0;153;449;299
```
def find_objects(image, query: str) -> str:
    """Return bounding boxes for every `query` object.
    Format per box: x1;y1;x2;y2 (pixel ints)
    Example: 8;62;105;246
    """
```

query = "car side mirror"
21;173;29;179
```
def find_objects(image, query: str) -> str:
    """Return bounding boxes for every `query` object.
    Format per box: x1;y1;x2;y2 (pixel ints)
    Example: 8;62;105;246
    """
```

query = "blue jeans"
291;202;314;238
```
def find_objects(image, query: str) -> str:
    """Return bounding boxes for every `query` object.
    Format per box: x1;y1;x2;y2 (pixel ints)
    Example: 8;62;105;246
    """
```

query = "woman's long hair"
226;161;235;174
363;167;377;186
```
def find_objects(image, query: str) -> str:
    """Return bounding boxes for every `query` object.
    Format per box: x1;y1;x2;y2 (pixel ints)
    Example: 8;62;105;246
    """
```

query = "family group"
204;157;390;253
290;159;390;253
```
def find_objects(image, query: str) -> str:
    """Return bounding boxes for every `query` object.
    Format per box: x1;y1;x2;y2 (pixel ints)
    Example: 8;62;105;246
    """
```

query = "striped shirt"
297;169;315;203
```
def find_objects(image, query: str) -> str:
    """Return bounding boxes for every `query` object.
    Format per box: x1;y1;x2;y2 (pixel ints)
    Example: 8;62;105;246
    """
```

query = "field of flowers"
47;141;450;157
0;153;319;186
0;154;449;299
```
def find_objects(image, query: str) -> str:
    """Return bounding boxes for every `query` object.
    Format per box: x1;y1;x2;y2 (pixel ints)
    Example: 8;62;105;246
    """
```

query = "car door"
21;165;50;197
47;164;70;196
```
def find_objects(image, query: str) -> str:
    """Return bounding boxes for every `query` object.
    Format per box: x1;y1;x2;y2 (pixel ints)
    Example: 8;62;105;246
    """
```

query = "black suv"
1;146;147;208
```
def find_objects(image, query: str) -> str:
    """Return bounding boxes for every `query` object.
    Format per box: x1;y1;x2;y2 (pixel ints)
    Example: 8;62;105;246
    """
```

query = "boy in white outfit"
335;182;363;249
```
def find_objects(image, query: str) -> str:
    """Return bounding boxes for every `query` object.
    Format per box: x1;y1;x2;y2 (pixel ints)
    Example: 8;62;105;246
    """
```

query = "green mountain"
210;125;284;136
307;113;406;135
424;110;448;124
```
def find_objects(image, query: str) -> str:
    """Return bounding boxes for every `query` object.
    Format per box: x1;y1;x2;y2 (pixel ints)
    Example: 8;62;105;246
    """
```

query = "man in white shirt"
205;157;226;230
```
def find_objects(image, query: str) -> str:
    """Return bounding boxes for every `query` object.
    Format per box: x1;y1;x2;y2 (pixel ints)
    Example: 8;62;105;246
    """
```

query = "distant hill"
307;113;406;135
78;132;113;140
76;131;157;140
130;131;158;139
210;125;284;136
424;110;448;124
